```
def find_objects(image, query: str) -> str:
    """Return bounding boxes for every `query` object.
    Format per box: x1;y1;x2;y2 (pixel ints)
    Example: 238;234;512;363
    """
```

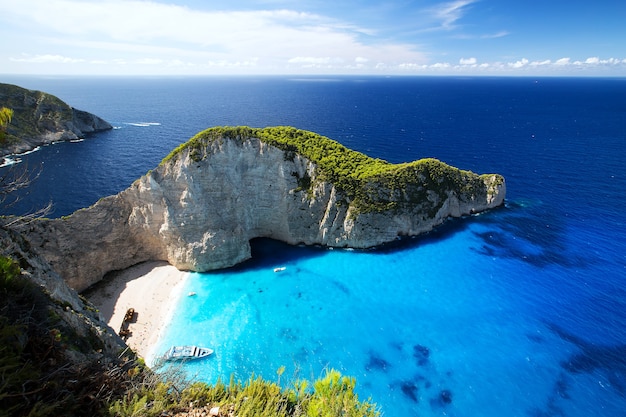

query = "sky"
1;0;625;76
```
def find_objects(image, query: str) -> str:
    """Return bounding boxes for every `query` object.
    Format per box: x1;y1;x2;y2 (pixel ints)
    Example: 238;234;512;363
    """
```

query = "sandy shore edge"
85;261;189;362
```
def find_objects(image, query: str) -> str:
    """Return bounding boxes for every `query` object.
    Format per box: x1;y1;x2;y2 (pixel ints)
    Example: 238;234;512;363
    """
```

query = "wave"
123;122;162;127
0;146;44;167
17;146;42;156
0;156;22;168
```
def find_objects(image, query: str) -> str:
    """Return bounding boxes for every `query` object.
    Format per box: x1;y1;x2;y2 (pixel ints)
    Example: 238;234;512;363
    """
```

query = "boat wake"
124;122;162;127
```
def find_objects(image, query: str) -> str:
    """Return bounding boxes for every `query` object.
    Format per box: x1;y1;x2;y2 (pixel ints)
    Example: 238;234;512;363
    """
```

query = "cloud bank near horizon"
9;52;626;76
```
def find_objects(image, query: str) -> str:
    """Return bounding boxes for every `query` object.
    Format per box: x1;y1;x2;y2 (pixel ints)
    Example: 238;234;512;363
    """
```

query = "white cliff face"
20;135;505;292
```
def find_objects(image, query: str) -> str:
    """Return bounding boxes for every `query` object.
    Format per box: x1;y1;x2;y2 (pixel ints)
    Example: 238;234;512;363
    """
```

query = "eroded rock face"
19;135;505;292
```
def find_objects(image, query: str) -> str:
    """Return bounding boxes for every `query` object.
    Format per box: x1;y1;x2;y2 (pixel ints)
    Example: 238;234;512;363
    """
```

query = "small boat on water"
274;266;286;272
163;345;213;361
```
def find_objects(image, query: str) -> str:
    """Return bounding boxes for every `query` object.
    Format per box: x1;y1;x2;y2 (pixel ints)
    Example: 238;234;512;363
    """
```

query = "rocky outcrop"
0;83;112;157
17;127;505;292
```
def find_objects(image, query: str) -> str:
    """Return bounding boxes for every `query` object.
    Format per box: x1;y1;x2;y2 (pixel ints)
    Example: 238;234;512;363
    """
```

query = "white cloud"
530;59;552;67
483;31;510;39
459;57;477;65
0;0;624;76
288;57;335;65
555;58;571;66
392;55;626;75
455;30;510;40
430;0;477;30
10;54;84;64
136;58;164;66
508;58;529;69
0;0;426;74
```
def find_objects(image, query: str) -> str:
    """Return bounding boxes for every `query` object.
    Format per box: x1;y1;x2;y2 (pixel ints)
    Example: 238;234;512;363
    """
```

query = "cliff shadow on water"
225;238;329;273
234;210;500;272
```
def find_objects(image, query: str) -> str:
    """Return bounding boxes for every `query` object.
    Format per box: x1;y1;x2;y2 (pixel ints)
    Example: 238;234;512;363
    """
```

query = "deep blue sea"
2;76;626;417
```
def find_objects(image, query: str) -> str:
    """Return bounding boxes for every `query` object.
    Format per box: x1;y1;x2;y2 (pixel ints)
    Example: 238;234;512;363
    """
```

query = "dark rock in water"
400;381;419;403
430;389;453;408
414;344;430;358
554;375;570;399
279;327;298;341
439;389;453;404
331;279;350;295
366;351;391;372
413;344;430;366
563;352;600;373
547;322;626;397
547;322;626;373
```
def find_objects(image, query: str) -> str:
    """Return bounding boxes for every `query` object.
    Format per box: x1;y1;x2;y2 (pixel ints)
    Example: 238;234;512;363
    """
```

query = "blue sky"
1;0;624;76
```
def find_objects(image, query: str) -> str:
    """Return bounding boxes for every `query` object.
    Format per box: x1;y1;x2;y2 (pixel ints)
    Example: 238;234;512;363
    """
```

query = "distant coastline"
0;82;112;158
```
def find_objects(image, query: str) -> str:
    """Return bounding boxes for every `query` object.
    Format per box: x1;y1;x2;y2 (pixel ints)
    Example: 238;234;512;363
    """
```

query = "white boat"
163;345;213;361
274;266;286;272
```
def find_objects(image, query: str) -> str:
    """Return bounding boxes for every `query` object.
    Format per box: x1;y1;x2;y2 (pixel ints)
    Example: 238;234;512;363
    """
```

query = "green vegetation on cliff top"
162;126;503;213
0;83;74;145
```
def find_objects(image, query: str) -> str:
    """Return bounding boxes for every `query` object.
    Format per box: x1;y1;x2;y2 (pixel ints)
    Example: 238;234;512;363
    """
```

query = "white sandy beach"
86;261;189;362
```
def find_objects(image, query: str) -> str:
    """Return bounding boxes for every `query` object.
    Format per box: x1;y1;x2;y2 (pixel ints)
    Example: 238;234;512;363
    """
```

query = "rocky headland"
18;126;506;292
0;83;112;158
2;122;504;415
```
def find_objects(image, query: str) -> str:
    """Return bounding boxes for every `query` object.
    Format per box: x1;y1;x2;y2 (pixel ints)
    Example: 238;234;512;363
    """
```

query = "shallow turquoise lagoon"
153;202;626;417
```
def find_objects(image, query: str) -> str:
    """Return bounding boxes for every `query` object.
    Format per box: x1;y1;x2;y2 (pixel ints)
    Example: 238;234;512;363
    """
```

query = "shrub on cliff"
161;126;502;214
0;107;13;145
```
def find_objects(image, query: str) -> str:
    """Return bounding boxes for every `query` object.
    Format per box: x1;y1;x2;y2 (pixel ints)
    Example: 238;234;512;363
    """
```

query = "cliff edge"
0;83;112;157
19;126;505;291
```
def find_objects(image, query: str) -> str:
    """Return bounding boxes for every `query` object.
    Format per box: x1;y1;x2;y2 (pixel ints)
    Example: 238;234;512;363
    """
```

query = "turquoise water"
153;206;626;417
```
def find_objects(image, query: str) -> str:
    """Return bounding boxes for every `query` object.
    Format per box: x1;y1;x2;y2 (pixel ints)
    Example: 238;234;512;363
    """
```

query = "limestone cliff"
0;83;112;157
19;126;505;292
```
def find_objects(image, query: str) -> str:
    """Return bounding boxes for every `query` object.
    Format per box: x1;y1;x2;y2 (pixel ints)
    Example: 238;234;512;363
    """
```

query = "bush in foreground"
109;367;380;417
